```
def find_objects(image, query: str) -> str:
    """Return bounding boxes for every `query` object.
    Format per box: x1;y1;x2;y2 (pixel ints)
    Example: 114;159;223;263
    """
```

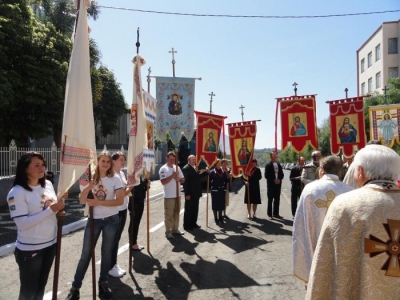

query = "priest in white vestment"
292;155;353;284
307;145;400;300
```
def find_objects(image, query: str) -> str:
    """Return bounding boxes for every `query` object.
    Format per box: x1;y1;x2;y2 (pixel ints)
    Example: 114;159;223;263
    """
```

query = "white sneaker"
115;264;126;275
108;264;124;278
173;230;184;235
166;232;175;239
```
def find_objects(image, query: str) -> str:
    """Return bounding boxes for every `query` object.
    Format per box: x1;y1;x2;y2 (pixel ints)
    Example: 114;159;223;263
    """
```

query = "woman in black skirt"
209;159;230;224
243;159;262;219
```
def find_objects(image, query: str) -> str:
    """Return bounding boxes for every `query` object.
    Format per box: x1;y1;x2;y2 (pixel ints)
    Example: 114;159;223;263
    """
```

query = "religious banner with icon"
369;104;400;148
328;96;366;157
142;90;157;173
279;95;318;153
227;121;257;179
195;111;226;167
155;76;195;145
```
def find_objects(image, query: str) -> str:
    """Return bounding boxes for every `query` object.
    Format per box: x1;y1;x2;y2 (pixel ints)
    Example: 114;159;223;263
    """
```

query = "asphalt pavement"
0;169;305;300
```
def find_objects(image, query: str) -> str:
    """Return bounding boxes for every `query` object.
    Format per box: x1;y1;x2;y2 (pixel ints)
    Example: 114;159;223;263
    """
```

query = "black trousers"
291;187;301;217
129;201;145;245
267;185;282;216
183;196;200;228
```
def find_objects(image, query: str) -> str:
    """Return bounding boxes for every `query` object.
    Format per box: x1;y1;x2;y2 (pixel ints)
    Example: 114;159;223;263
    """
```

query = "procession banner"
369;104;400;148
227;121;257;179
195;111;225;167
328;96;366;157
142;91;157;173
279;95;318;153
58;0;95;197
126;55;146;186
155;77;195;145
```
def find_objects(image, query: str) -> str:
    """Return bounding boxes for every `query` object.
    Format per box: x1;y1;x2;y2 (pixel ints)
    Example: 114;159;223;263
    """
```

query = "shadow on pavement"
251;217;293;236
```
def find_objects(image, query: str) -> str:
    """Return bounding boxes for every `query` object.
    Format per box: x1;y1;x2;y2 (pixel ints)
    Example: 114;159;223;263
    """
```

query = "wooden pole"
128;191;134;273
145;173;150;253
89;206;96;300
52;209;65;299
175;148;180;216
206;173;209;227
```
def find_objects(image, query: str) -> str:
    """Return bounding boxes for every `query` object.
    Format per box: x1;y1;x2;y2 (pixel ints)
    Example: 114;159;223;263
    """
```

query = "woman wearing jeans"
8;152;65;300
66;151;123;300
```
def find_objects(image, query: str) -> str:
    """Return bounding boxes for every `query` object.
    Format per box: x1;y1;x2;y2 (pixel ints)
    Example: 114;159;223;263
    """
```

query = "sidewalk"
0;179;165;256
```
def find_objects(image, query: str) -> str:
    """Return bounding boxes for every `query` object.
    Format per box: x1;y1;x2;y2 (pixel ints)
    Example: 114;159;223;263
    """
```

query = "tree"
317;118;331;157
93;66;129;140
0;0;71;146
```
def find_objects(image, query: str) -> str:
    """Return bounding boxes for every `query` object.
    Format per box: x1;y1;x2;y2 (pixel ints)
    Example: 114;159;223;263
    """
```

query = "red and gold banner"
195;111;226;167
227;121;257;179
369;104;400;148
279;95;318;153
329;96;366;157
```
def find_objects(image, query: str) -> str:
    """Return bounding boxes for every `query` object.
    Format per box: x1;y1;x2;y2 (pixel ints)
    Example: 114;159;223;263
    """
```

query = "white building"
357;20;399;96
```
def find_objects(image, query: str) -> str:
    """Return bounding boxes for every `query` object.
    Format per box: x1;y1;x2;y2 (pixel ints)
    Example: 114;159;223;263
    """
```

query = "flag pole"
206;174;209;227
128;189;134;273
175;146;180;217
88;165;96;300
145;172;150;253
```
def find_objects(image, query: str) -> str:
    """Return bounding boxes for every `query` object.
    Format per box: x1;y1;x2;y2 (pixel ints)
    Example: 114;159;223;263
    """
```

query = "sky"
87;0;400;149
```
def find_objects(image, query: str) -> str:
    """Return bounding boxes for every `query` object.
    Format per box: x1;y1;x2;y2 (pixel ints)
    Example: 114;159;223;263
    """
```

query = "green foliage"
317;118;331;157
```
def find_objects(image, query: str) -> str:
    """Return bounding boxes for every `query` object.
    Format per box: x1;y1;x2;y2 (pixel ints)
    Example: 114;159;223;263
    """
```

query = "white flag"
57;0;96;197
126;55;146;186
142;90;157;174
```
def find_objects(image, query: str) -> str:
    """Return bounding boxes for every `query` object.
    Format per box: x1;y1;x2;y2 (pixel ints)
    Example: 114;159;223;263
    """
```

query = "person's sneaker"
65;286;80;300
173;230;184;235
108;264;124;278
115;264;126;275
166;232;175;239
98;281;112;299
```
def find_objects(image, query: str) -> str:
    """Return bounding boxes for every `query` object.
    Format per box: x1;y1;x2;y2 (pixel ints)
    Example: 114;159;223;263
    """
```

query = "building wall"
357;20;400;96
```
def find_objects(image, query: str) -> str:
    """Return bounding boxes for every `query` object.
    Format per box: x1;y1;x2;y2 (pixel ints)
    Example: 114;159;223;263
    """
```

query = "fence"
0;140;164;178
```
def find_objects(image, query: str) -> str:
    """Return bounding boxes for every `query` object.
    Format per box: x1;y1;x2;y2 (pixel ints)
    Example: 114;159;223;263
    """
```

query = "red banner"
329;96;366;157
279;95;318;153
227;121;257;179
195;111;226;167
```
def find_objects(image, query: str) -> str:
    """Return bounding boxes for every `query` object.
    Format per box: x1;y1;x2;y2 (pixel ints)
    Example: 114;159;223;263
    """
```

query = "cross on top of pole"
209;92;215;114
345;88;348;99
239;105;245;122
292;82;298;96
136;28;140;54
169;47;177;62
383;85;390;104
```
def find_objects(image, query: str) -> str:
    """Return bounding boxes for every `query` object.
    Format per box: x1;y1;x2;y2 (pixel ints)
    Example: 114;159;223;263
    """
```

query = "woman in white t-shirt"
108;151;133;278
8;152;65;299
66;151;124;300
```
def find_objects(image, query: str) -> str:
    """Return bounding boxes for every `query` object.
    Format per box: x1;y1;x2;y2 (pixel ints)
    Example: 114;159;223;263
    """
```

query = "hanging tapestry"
279;95;318;153
227;121;257;179
369;104;400;148
155;76;195;145
329;96;366;157
195;111;225;167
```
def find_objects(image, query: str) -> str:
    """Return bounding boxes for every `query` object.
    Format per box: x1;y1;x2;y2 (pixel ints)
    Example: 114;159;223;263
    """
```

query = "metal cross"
292;82;298;96
239;105;245;122
345;88;348;99
169;47;177;77
383;85;389;104
147;67;151;93
136;28;140;54
209;92;215;114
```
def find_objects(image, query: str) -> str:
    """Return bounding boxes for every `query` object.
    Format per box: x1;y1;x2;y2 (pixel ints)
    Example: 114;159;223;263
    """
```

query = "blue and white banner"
155;76;195;145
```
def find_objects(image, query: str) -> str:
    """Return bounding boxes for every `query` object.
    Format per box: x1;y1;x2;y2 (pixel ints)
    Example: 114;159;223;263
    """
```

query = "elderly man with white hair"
306;145;400;299
301;150;321;185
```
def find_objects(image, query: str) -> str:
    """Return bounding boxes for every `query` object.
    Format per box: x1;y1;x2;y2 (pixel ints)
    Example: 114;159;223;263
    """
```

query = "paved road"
0;169;305;300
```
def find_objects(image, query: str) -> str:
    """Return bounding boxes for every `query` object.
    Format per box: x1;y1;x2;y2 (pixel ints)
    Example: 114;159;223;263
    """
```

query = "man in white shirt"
159;151;185;239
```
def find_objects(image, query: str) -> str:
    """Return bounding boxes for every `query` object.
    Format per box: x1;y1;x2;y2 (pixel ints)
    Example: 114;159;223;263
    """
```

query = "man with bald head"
182;155;204;231
306;145;400;299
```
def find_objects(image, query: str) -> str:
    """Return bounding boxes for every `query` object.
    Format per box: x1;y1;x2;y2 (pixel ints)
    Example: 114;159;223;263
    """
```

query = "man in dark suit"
289;156;305;218
182;155;203;230
264;151;285;219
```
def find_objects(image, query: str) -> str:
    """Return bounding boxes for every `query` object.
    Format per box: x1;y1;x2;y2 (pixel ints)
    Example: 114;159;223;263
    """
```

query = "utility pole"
169;47;177;77
292;82;298;96
239;105;245;122
209;92;215;114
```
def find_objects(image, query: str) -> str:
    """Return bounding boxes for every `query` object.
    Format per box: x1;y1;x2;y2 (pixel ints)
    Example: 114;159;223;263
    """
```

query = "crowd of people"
7;142;400;299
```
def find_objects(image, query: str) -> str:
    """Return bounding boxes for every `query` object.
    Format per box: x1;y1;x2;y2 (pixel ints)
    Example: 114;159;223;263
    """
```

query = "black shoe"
184;226;193;231
215;219;220;224
66;287;80;300
273;215;284;219
219;218;226;224
193;224;201;229
98;281;112;299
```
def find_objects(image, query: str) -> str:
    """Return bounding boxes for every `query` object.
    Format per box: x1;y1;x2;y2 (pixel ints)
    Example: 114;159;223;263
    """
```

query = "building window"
361;82;366;96
368;77;373;93
375;44;381;61
388;67;399;78
361;58;365;73
388;38;398;54
376;72;381;89
367;52;372;67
